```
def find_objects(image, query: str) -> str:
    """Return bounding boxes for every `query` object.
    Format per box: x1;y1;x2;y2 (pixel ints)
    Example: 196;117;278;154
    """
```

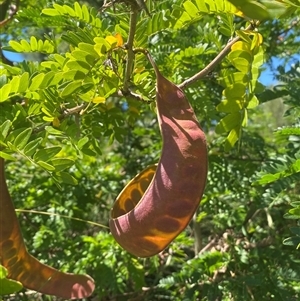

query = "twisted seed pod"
110;53;208;257
0;158;95;299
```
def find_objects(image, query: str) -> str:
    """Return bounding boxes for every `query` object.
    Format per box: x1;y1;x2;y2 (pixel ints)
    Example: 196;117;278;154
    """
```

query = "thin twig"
278;17;300;37
59;103;86;119
199;237;217;254
123;10;138;92
178;23;255;89
118;89;152;103
15;209;109;229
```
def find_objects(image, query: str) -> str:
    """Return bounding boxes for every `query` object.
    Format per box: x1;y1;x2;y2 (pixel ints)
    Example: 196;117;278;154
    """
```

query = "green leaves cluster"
7;36;55;54
0;120;77;185
0;37;120;104
227;0;297;19
42;1;101;28
178;0;294;29
1;0;300;299
216;33;264;150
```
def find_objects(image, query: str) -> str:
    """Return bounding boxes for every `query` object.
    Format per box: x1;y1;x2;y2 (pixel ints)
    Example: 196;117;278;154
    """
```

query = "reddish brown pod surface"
0;158;95;299
110;54;208;257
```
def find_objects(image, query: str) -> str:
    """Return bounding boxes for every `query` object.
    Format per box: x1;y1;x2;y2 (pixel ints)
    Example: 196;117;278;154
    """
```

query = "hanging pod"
110;53;208;257
0;158;95;299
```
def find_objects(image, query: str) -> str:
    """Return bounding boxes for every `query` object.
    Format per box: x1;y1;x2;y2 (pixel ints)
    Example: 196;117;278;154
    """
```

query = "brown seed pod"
109;53;208;257
0;158;95;299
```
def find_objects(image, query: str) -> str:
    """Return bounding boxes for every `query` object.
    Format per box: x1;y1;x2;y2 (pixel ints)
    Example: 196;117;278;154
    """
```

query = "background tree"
0;0;300;300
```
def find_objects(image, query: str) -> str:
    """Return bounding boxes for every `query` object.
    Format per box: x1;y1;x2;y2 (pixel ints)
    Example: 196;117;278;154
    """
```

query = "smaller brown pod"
109;54;208;257
0;158;95;299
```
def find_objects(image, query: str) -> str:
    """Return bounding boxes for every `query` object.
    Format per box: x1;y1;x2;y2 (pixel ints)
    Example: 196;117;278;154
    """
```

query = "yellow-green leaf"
223;83;246;99
215;112;242;134
92;96;106;104
217;99;243;113
224;126;240;151
38;160;56;171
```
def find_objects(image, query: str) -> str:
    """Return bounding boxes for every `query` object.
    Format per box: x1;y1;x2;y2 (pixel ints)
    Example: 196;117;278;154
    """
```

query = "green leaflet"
0;120;12;143
8;38;54;53
50;158;74;172
256;159;300;185
215;112;242;134
215;30;265;149
0;73;29;102
275;127;300;137
53;171;78;185
13;128;32;150
227;0;288;20
37;160;56;171
33;147;62;162
42;1;101;28
23;138;43;157
176;0;238;29
29;73;45;91
0;265;23;295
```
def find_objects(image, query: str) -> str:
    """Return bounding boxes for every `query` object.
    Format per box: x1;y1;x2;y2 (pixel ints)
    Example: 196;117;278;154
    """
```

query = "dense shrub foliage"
0;0;299;300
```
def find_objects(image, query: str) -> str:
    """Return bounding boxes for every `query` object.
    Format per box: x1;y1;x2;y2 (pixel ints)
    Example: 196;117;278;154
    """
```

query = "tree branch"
123;10;138;93
59;103;86;120
178;23;255;90
0;0;20;27
118;89;152;103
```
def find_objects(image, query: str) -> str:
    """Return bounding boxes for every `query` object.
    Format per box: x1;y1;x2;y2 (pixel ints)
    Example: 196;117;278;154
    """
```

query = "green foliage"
1;0;300;300
0;265;23;295
7;37;55;54
216;36;265;150
227;0;290;19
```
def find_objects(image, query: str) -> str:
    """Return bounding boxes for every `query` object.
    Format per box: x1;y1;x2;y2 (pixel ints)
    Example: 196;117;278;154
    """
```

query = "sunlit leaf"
29;73;45;91
92;96;106;104
45;126;65;136
247;94;259;109
0;277;23;295
42;8;61;16
60;80;83;97
18;72;30;92
78;136;89;149
227;0;270;20
223;83;246;99
217;99;243;112
37;160;56;171
215;112;242;134
0;151;16;161
8;41;24;52
183;1;199;18
0;83;11;101
9;76;20;93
